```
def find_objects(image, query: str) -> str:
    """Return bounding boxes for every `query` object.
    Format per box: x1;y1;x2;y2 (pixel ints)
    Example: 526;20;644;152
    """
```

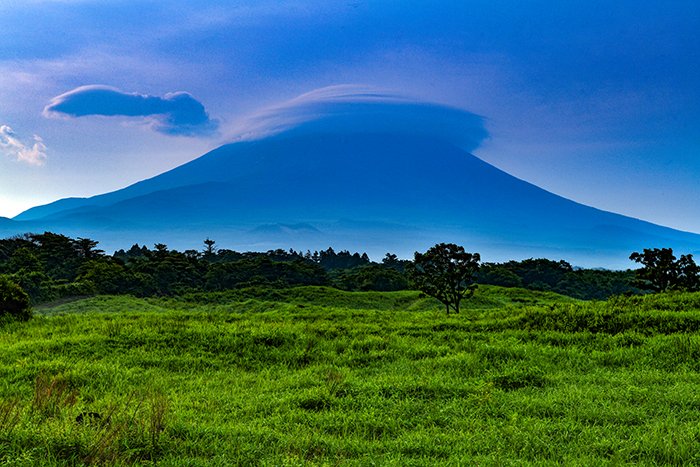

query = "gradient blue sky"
1;0;699;233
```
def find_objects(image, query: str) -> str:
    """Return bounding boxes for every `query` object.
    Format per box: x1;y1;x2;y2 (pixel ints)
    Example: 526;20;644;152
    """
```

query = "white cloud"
0;125;47;166
230;85;489;152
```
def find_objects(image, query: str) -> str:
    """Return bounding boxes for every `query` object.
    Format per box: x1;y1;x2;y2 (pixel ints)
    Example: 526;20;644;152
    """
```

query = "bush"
11;270;56;303
0;275;32;321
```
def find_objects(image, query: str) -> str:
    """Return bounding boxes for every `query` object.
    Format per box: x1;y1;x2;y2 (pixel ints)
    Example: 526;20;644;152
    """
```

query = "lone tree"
408;243;480;314
0;275;31;321
629;247;700;292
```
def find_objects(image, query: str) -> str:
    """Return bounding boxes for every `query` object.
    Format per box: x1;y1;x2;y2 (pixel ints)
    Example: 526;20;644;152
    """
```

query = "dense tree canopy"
408;243;481;314
0;232;662;310
629;248;700;292
0;275;31;321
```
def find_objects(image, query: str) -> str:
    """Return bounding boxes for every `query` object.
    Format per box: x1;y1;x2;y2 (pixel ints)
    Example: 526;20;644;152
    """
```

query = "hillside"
2;287;700;464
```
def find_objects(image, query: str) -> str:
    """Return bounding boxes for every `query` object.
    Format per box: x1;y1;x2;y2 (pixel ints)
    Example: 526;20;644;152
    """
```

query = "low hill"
166;284;577;312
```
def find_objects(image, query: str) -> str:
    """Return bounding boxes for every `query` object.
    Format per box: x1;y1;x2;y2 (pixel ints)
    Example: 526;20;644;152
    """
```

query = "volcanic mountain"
7;87;700;267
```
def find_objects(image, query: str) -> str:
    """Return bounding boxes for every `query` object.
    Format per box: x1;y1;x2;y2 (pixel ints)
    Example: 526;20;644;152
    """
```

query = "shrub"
0;275;32;321
11;270;56;303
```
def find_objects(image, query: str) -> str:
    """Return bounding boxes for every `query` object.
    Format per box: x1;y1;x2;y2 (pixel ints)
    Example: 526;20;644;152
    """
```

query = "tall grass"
2;286;700;464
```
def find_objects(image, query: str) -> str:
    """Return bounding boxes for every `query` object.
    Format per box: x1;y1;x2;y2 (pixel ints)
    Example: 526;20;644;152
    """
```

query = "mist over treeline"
0;232;640;305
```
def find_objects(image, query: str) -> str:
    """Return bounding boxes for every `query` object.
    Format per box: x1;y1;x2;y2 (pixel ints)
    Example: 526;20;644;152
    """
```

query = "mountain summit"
9;87;700;267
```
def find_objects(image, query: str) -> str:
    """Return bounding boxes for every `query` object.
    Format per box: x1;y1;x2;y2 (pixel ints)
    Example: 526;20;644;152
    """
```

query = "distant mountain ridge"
7;131;700;268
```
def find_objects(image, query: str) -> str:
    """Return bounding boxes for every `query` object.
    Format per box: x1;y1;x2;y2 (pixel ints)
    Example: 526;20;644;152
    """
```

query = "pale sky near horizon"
1;1;700;233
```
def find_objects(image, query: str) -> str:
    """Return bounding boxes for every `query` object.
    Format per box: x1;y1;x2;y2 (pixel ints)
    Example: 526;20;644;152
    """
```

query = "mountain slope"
10;132;700;267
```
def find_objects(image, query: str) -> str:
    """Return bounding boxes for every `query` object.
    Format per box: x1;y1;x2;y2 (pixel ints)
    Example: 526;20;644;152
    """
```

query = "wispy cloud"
0;125;47;166
44;85;218;137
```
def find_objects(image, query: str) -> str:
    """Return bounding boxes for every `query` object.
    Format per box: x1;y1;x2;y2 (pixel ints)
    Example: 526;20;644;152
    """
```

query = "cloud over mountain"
44;85;218;137
0;125;47;166
12;85;700;268
232;85;489;152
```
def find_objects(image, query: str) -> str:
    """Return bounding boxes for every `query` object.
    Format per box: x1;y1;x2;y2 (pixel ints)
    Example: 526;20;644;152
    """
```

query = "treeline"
0;232;639;305
477;259;641;300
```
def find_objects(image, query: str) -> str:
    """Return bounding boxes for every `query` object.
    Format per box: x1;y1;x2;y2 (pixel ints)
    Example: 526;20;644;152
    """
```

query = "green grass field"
3;286;700;465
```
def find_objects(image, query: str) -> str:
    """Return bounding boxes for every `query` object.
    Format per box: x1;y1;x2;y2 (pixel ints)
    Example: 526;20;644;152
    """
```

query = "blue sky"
1;0;699;233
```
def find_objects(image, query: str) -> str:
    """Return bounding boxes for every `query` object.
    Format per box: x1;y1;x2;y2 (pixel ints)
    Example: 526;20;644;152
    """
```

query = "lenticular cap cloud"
232;85;488;152
44;85;218;137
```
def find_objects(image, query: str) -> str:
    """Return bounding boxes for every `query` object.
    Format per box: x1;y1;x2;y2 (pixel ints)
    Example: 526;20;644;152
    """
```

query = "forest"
0;232;642;311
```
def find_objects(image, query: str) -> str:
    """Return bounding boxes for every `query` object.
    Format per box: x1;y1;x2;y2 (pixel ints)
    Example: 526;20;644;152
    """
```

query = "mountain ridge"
6;131;700;268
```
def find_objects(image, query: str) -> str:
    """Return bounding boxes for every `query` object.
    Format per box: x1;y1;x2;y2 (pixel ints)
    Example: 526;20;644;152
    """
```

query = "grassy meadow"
2;286;700;464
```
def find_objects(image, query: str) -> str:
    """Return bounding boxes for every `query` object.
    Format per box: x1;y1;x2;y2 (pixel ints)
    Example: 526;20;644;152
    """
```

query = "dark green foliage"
381;253;412;272
0;235;35;264
477;264;523;288
630;247;700;292
481;258;572;293
206;257;328;290
316;247;371;270
73;237;105;260
478;258;639;299
0;231;662;304
408;243;480;314
0;275;31;321
202;237;217;259
558;268;640;300
30;232;82;281
77;260;138;295
511;258;573;285
331;264;409;291
7;247;43;273
113;243;151;262
3;234;381;302
124;245;206;295
10;270;55;303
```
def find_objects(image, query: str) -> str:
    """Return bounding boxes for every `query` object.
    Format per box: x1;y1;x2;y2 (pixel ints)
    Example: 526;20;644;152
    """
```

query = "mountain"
0;216;22;231
10;132;700;268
